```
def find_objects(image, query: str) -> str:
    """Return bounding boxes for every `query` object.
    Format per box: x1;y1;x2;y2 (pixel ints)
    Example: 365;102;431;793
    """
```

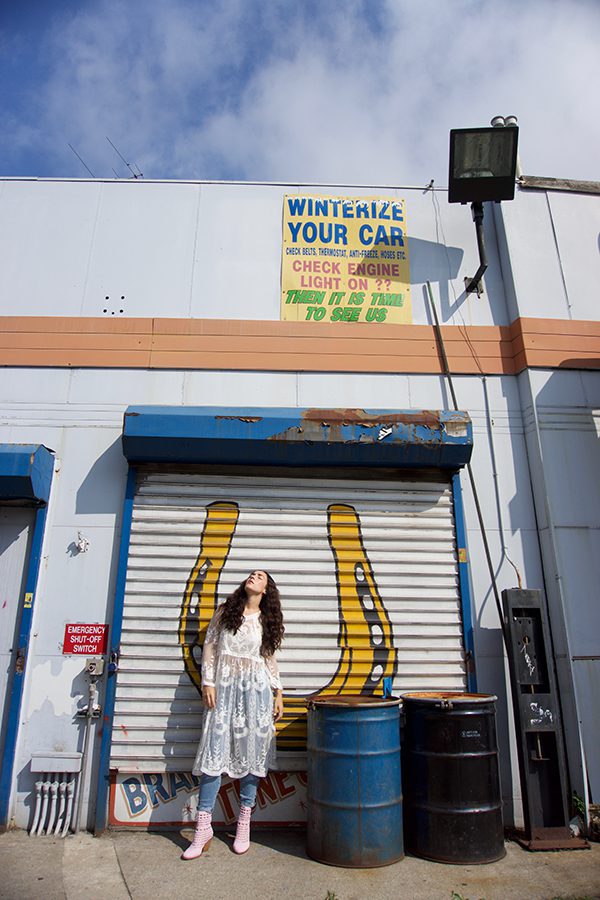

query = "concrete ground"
1;828;599;900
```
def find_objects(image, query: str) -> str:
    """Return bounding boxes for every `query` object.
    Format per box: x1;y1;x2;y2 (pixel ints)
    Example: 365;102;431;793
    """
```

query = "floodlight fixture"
448;118;519;294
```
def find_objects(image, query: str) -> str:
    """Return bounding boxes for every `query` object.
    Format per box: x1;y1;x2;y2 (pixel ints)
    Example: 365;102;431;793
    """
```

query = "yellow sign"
281;195;411;324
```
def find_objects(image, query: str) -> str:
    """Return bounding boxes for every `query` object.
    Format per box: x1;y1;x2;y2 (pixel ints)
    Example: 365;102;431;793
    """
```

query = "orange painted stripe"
148;333;513;359
153;317;512;342
0;316;598;374
0;316;154;334
515;318;600;338
0;349;152;368
519;349;600;369
148;351;511;375
0;332;152;351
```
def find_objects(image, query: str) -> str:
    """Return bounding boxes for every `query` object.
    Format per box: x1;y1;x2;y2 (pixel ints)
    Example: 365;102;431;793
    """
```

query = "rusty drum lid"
307;694;400;709
402;691;497;705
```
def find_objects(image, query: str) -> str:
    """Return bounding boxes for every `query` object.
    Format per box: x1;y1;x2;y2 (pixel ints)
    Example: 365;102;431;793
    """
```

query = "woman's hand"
273;691;284;722
202;685;216;709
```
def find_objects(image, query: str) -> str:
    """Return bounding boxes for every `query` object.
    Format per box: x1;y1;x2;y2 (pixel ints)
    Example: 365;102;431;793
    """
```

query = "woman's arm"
201;608;221;708
273;688;284;722
265;654;284;720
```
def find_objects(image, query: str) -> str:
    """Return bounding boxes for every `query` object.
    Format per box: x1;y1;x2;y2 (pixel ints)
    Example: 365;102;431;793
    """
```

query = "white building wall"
1;177;599;829
1;364;538;828
518;368;600;801
0;178;511;326
495;187;600;322
495;185;600;802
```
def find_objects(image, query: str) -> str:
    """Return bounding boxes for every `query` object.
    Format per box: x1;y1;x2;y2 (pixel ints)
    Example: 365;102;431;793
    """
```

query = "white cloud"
5;0;600;182
169;0;600;184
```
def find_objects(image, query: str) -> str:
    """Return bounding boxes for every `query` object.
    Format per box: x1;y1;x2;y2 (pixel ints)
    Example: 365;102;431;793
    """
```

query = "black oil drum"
402;692;505;864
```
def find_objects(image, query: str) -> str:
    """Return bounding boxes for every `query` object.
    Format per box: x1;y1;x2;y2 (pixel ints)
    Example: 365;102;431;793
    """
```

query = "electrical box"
86;657;104;676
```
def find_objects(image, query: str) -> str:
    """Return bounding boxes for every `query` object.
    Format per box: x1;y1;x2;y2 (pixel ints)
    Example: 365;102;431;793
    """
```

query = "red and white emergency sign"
63;623;109;655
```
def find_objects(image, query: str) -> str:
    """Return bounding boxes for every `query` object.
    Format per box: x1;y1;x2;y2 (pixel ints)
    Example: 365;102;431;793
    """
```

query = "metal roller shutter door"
110;468;466;772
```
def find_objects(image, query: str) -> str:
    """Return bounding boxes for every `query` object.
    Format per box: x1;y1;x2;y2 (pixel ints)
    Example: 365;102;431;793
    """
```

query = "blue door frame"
0;445;54;831
452;471;477;693
95;467;137;834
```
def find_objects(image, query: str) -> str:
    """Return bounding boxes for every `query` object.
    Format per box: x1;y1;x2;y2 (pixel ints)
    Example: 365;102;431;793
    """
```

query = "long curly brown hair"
218;571;284;658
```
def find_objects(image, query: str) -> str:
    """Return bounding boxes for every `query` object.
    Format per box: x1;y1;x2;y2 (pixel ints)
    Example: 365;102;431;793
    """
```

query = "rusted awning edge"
122;406;472;469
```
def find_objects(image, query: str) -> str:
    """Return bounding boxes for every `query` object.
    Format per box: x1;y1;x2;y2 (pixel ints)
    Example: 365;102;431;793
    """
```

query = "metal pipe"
62;777;76;837
54;780;67;835
465;202;488;295
48;781;58;835
29;775;44;836
426;281;509;651
36;778;50;836
74;677;97;832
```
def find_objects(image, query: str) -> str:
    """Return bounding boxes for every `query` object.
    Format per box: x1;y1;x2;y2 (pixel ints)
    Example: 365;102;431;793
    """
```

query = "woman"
182;570;284;859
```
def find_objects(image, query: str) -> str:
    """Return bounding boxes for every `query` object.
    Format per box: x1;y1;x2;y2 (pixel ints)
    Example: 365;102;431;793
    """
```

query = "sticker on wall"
281;195;411;324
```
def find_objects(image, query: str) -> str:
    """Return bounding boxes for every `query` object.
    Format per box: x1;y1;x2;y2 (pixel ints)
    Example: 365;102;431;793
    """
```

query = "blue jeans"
197;773;261;814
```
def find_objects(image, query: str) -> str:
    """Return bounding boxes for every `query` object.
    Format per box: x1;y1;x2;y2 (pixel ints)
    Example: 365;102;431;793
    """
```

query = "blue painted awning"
0;445;55;504
122;407;472;469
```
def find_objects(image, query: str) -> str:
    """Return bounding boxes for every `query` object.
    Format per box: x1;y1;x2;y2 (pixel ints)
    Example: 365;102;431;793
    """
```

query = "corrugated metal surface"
110;468;466;772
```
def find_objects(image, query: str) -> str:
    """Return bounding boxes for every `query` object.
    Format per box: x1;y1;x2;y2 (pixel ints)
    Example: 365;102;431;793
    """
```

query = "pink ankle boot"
232;805;252;854
181;810;213;860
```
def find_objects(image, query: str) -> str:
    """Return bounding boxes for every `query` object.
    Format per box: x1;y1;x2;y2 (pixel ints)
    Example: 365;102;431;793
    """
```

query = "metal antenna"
106;136;143;178
67;143;95;178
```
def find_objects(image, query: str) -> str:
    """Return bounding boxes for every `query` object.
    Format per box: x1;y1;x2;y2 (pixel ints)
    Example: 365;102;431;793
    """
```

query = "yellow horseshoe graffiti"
276;503;397;749
178;502;239;694
326;502;396;692
180;500;397;751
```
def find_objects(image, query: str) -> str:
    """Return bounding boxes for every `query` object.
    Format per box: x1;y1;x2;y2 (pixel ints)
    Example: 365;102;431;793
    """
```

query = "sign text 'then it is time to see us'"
281;195;411;325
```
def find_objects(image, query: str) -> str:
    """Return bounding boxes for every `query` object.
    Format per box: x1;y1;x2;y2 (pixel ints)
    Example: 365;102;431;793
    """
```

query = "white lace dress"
192;608;282;778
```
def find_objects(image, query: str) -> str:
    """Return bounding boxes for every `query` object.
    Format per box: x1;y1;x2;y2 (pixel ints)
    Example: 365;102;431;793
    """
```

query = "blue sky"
1;0;599;185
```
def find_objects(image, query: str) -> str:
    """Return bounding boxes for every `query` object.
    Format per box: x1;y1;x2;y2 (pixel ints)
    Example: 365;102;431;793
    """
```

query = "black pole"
465;201;488;295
